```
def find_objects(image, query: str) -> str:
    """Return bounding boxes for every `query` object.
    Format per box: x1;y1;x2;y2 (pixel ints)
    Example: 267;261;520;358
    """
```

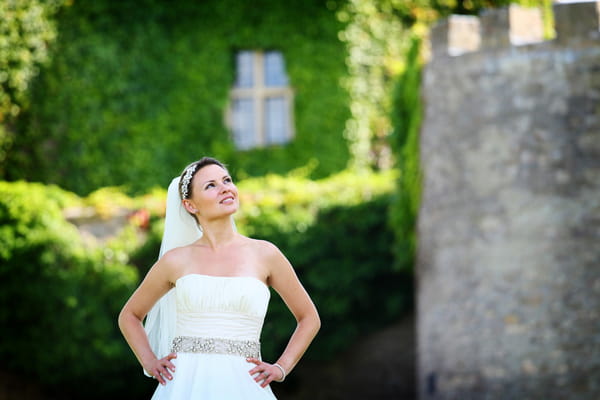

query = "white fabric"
174;274;269;339
151;274;276;399
144;177;202;371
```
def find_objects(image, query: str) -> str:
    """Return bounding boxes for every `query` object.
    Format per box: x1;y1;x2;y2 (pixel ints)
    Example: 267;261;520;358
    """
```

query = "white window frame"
227;50;295;150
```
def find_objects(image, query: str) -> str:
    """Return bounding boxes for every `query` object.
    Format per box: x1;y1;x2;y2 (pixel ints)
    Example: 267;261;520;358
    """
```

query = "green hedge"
260;195;413;361
0;181;152;398
0;167;406;398
233;168;409;360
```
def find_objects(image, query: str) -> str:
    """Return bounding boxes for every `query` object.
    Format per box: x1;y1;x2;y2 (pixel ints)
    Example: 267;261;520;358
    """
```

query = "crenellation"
509;5;545;46
418;1;600;398
478;7;510;50
430;15;481;57
447;15;481;56
553;1;600;44
429;1;598;59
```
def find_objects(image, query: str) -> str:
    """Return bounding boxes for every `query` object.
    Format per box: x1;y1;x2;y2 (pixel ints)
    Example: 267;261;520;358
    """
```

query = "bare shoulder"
246;238;283;258
159;246;187;266
152;245;193;280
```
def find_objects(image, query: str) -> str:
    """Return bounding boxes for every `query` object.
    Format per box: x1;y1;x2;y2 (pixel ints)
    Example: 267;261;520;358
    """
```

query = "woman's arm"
118;253;177;385
248;241;320;387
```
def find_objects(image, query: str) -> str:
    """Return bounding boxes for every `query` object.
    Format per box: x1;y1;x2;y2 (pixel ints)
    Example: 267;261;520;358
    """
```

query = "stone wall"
417;2;600;399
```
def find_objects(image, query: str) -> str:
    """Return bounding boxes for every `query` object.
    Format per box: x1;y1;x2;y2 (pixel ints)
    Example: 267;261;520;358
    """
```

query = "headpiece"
180;164;198;199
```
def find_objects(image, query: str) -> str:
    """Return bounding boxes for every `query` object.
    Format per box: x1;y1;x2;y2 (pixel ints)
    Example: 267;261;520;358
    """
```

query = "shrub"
260;195;414;361
0;168;409;397
0;181;150;398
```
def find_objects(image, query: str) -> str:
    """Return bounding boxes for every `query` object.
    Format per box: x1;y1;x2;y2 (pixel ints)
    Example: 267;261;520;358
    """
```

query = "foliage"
389;35;423;272
337;0;410;171
0;181;153;399
0;0;63;172
234;168;406;359
3;0;351;195
260;195;413;361
0;167;402;397
235;166;397;237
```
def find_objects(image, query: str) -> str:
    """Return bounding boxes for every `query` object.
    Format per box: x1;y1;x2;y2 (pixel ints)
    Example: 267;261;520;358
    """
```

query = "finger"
166;352;178;361
159;365;173;381
247;359;263;375
153;370;167;386
165;359;177;373
254;370;271;384
260;372;274;388
246;357;261;366
260;376;273;388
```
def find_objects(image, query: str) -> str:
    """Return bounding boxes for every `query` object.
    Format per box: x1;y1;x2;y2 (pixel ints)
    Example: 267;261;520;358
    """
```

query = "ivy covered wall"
4;0;351;195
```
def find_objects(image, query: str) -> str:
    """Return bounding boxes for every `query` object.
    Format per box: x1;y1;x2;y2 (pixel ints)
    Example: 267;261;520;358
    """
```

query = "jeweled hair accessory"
181;164;198;198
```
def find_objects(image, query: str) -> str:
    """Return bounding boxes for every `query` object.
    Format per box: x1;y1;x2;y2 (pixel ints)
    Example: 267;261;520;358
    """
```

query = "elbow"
314;313;321;335
117;308;126;333
307;309;321;337
117;306;133;334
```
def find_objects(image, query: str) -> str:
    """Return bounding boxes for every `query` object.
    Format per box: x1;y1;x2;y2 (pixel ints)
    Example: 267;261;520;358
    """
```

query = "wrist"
272;363;286;382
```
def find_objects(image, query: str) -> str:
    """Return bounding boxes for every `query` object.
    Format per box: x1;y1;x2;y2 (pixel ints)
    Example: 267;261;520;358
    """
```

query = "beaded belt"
171;336;260;359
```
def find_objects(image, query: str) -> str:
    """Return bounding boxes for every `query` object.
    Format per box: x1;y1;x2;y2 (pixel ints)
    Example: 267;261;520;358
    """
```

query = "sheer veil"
143;177;202;376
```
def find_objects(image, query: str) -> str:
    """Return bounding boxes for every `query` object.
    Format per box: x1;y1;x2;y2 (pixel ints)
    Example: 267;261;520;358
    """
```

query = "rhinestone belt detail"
171;336;260;358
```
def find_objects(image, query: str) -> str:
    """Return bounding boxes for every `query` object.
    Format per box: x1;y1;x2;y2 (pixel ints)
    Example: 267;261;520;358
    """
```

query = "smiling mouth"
220;196;235;204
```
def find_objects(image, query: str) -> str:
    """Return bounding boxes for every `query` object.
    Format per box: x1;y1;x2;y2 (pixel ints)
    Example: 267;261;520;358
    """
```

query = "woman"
118;157;320;399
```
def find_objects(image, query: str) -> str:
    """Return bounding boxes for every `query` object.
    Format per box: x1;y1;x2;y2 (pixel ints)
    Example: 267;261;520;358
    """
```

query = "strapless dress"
151;274;277;399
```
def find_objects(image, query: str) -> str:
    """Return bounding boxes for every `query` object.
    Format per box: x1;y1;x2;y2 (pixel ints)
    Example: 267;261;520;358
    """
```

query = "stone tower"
417;2;600;399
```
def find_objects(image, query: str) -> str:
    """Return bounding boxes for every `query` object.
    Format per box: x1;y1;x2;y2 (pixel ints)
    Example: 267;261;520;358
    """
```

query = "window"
228;50;294;150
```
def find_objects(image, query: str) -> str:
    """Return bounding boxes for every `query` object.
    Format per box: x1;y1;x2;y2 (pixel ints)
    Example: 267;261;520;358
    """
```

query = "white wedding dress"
151;274;277;399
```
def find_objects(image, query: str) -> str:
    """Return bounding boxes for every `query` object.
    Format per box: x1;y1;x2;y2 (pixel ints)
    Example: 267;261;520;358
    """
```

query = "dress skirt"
150;351;277;399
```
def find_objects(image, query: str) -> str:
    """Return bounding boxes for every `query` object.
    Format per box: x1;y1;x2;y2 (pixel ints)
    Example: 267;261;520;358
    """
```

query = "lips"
219;195;235;204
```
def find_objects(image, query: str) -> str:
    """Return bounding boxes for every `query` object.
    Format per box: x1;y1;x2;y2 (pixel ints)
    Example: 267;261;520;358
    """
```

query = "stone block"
554;0;600;44
479;7;510;50
509;5;545;45
430;15;481;58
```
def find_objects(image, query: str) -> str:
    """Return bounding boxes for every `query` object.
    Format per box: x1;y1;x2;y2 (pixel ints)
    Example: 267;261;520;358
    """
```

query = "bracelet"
273;363;286;382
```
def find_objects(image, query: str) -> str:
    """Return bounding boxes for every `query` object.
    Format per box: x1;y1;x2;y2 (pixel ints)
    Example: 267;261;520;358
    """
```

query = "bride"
118;157;320;399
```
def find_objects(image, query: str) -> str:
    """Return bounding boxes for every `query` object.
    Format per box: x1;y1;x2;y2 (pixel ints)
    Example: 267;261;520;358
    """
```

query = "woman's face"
184;164;239;220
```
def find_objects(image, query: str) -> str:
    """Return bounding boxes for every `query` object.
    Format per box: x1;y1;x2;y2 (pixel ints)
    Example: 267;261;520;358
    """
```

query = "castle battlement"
430;1;600;57
418;1;600;399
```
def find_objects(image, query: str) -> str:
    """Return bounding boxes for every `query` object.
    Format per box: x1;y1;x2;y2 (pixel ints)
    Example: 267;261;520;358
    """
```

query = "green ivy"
4;0;351;195
0;0;64;172
389;35;422;272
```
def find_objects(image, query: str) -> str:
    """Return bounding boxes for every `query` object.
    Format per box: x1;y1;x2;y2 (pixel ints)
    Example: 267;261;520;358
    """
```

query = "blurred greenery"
0;0;64;173
2;0;351;195
0;169;402;398
389;35;422;273
0;181;148;398
0;0;556;398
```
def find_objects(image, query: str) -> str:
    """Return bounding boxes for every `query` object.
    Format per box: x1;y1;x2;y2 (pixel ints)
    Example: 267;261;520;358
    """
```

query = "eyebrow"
202;175;231;186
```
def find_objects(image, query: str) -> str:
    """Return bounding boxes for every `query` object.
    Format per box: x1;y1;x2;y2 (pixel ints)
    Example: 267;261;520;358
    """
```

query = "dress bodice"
175;274;270;341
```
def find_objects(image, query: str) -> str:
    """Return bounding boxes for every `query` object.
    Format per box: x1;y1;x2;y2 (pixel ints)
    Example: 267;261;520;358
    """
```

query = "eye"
224;177;233;184
204;182;215;190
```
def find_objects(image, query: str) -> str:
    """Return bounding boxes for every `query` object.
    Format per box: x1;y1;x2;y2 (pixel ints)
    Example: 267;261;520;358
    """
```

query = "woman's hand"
145;353;177;386
247;358;285;388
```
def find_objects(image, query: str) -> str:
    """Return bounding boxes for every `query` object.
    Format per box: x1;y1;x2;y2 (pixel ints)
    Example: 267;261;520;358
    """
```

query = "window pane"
232;98;256;149
265;96;288;144
235;51;254;88
264;51;289;87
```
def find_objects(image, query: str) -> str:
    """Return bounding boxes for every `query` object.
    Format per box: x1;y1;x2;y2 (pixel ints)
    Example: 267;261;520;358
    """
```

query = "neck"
198;217;237;249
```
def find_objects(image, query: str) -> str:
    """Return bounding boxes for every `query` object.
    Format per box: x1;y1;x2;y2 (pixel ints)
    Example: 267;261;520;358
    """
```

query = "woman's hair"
178;157;227;200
